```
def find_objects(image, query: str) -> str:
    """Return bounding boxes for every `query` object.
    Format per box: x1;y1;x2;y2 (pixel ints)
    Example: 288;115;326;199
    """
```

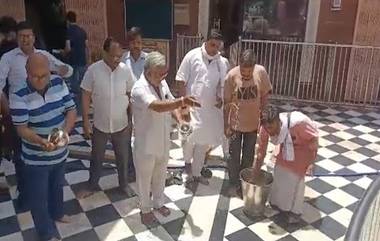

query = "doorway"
24;0;66;50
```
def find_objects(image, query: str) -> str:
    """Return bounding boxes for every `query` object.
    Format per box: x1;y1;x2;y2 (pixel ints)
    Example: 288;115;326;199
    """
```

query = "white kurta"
176;47;229;146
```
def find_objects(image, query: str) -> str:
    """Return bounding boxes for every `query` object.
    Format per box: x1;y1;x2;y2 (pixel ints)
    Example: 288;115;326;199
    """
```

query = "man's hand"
55;65;69;77
183;96;201;108
224;126;233;138
41;139;57;152
83;120;92;139
215;96;223;109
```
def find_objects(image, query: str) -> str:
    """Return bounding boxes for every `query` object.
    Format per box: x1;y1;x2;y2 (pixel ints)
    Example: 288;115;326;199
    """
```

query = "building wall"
106;0;127;46
65;0;108;60
316;0;359;44
0;0;25;22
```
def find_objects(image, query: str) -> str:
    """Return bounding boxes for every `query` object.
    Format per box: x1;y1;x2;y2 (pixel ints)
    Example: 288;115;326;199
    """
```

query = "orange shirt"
224;65;272;132
257;122;319;177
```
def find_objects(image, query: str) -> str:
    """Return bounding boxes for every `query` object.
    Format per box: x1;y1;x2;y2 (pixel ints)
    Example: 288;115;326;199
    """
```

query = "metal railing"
176;34;203;71
345;176;380;241
176;35;380;107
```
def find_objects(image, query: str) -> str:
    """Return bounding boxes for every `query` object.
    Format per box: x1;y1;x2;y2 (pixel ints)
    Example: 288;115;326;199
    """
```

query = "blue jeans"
24;161;65;240
69;66;87;115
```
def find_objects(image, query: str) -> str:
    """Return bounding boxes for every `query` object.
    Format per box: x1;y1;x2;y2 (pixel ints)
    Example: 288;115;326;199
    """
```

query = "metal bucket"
240;168;273;218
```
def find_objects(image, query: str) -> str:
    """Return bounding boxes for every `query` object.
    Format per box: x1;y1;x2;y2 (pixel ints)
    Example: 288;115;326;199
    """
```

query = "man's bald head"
26;53;50;92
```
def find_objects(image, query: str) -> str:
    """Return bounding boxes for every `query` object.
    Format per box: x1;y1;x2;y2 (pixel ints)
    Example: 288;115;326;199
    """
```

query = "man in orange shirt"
254;105;318;224
224;49;272;196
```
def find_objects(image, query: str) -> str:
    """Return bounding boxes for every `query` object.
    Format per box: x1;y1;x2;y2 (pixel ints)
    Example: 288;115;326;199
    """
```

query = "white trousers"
183;140;209;177
134;152;168;213
269;164;305;215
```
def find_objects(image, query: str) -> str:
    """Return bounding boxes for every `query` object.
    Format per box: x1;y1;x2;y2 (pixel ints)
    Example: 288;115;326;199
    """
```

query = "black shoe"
201;167;212;179
128;173;136;183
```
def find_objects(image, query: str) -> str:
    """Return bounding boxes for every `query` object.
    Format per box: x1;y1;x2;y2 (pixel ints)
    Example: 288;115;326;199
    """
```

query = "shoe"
193;176;209;185
47;237;61;241
201;167;212;179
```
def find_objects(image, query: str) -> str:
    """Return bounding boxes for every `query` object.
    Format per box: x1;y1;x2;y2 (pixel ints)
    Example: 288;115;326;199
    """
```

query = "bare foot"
56;215;71;223
155;206;171;217
141;212;158;226
76;189;95;199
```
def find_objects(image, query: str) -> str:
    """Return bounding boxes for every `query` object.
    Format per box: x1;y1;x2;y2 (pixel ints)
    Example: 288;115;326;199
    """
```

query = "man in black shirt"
63;11;89;115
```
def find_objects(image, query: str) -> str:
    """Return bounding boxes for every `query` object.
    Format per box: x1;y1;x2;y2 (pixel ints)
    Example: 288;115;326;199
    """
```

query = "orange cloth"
257;122;318;177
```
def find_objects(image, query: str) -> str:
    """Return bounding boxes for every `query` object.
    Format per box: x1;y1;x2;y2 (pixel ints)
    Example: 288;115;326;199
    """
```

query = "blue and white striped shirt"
9;75;76;165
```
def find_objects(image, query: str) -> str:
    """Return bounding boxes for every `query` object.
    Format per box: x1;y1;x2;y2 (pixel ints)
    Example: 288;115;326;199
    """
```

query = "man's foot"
155;206;171;217
56;215;72;224
120;186;135;198
193;176;209;185
141;212;158;226
201;167;212;179
184;163;192;175
76;189;95;199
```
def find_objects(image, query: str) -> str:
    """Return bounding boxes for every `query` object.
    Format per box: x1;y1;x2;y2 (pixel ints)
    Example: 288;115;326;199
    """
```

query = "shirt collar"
126;51;146;62
15;47;39;56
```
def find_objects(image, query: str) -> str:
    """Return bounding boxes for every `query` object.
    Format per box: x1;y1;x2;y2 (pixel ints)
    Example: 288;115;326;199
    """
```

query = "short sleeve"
61;81;76;111
175;53;191;83
80;67;94;92
9;93;29;125
0;54;11;91
258;66;272;95
223;72;234;104
131;86;157;110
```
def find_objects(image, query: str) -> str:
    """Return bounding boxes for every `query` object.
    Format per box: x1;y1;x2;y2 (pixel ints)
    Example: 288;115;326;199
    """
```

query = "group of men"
0;11;319;241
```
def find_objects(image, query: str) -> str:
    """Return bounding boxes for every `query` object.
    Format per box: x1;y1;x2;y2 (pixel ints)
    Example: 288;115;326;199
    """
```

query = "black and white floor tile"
0;101;379;241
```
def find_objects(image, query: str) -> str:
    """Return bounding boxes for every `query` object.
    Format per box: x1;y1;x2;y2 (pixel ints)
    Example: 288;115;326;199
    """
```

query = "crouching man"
131;51;200;226
254;105;318;224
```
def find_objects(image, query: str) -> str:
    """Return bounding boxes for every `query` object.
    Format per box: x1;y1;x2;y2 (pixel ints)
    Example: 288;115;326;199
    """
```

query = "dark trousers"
89;127;130;189
228;131;258;186
69;66;87;115
127;131;135;177
1;115;24;198
24;161;65;240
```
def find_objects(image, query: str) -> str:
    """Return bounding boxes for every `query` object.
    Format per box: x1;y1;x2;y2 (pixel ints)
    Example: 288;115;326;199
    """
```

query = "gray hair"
144;51;166;71
260;105;280;125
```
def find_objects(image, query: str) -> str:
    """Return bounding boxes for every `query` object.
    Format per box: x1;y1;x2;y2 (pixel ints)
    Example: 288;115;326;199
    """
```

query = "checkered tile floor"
0;101;379;241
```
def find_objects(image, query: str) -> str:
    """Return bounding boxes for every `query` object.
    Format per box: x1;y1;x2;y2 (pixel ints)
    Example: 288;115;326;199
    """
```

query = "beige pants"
269;164;305;215
134;152;168;214
183;141;209;177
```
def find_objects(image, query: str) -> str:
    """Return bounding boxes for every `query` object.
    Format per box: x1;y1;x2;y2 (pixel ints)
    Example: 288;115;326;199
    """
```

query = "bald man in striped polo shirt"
10;53;76;241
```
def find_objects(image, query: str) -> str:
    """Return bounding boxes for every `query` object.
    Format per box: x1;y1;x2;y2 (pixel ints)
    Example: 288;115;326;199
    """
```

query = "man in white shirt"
0;21;73;94
122;27;147;81
77;37;135;199
131;51;200;226
121;27;147;182
176;30;229;185
0;21;73;207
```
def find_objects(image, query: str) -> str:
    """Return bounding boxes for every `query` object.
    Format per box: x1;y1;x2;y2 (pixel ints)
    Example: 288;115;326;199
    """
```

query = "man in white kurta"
176;30;229;185
131;51;200;226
